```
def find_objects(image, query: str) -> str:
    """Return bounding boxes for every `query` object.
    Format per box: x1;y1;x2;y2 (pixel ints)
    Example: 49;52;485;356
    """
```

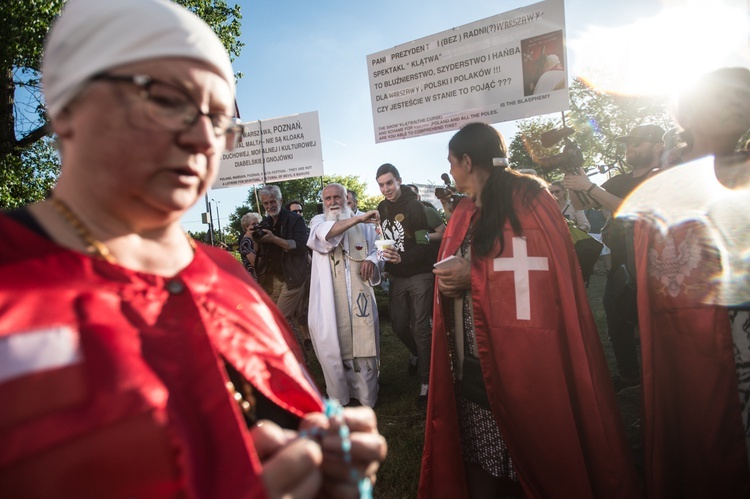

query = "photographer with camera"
563;124;665;393
434;173;464;221
239;212;263;281
254;185;312;350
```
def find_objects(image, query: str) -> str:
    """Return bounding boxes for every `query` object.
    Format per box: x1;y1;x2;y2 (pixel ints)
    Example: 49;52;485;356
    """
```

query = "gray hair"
241;212;262;229
258;185;282;202
323;183;346;199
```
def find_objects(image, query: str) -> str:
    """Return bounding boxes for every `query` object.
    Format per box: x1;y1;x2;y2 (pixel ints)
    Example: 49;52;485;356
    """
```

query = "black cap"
615;124;666;144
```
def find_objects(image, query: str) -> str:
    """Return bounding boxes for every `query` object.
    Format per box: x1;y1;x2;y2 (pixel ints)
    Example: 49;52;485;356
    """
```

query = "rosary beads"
298;399;373;499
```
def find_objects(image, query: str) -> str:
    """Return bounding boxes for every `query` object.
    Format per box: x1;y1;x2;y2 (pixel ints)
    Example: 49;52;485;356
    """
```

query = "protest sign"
214;111;324;189
366;0;568;143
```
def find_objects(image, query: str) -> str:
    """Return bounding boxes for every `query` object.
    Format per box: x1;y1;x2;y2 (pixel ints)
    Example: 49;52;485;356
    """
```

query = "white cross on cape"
493;237;549;320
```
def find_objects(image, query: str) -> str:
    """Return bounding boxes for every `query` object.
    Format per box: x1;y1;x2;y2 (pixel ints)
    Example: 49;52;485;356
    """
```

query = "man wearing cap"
0;0;386;496
564;124;665;393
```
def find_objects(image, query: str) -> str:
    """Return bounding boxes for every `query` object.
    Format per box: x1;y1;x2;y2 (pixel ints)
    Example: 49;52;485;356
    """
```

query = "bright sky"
181;0;749;234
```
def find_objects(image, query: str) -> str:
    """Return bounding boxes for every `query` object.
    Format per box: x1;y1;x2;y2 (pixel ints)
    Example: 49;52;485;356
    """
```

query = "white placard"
214;111;324;189
366;0;568;143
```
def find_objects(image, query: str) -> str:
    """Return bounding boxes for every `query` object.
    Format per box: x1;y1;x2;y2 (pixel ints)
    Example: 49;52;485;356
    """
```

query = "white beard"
325;205;353;221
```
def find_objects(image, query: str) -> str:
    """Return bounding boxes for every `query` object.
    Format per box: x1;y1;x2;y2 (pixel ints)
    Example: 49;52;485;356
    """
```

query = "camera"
434;173;464;214
534;126;598;207
252;219;273;240
533;126;584;175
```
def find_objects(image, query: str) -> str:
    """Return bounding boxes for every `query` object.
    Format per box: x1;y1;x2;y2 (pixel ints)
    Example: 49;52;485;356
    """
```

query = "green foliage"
0;0;243;209
188;230;209;242
188;224;239;248
510;78;673;182
0;0;63;72
227;175;372;236
567;78;673;165
508;115;562;182
357;193;382;212
222;228;239;247
0;0;64;159
0;139;59;208
174;0;243;65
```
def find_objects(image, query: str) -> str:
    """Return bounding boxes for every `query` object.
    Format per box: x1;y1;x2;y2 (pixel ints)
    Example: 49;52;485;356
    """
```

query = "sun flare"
569;1;749;96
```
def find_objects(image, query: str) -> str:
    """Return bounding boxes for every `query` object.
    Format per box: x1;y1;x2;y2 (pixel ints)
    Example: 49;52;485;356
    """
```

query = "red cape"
0;214;323;498
419;195;640;499
634;220;750;498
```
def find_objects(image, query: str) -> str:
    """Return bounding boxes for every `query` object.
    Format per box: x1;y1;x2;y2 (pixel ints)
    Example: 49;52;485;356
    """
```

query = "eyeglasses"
550;189;563;194
292;209;304;214
91;73;244;150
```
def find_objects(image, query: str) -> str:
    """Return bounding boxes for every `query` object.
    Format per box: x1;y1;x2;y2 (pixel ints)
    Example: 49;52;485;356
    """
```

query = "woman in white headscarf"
0;0;385;497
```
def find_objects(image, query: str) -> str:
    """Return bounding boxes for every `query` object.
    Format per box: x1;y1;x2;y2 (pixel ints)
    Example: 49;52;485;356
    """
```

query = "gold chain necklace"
51;196;252;423
49;196;196;264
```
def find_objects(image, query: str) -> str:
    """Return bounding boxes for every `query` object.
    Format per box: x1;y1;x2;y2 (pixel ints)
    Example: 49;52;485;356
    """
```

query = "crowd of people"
1;0;749;497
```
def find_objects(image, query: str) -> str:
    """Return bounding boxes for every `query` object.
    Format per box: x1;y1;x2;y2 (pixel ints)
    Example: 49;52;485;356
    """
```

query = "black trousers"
603;275;640;380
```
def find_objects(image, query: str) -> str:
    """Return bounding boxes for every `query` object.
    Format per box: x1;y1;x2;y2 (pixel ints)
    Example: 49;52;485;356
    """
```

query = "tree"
356;193;382;212
509;77;673;182
508;115;562;177
0;0;243;208
0;1;64;207
227;175;371;237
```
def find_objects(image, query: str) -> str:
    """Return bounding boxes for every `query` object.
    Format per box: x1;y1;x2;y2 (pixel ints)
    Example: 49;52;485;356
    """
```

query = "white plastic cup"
374;239;396;261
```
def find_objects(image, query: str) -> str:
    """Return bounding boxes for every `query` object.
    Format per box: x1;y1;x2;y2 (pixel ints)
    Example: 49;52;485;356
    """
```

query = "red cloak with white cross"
633;219;750;498
419;194;640;499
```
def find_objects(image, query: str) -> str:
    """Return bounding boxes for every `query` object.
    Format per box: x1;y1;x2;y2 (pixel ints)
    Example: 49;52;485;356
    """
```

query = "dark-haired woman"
419;122;639;499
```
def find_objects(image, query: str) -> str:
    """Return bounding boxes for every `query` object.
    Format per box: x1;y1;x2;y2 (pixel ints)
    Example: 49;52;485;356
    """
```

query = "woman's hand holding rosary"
253;402;386;499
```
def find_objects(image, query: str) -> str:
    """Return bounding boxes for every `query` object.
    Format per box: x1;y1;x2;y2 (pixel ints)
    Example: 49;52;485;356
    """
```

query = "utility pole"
204;195;214;245
212;199;222;244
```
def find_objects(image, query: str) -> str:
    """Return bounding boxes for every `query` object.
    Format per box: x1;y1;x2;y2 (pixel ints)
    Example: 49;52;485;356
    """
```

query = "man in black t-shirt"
564;124;665;393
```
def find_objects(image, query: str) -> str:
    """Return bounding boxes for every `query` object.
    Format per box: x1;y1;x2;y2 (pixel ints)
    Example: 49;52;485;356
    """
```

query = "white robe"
307;215;382;407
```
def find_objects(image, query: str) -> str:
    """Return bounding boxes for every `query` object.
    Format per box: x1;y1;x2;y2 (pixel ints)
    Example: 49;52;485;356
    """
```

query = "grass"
585;264;642;451
304;257;641;498
305;295;426;498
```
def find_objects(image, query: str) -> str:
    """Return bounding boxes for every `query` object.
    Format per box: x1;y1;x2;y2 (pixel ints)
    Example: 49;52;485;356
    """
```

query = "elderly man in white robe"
307;183;383;407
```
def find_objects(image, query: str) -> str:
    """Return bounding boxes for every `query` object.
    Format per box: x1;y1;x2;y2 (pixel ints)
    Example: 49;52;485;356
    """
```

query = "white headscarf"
42;0;235;119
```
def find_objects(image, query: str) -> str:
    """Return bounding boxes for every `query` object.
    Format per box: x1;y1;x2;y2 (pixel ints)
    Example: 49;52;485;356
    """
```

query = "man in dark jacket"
255;185;311;349
376;164;437;405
